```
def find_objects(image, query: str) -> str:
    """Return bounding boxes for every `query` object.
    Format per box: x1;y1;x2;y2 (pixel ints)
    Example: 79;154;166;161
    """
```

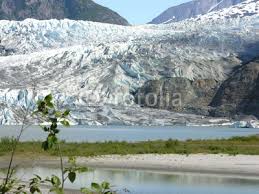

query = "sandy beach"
77;154;259;177
1;154;259;178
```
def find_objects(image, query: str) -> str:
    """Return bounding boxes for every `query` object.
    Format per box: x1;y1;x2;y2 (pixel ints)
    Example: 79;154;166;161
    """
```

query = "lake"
0;125;259;142
1;125;259;194
8;167;259;194
0;126;259;142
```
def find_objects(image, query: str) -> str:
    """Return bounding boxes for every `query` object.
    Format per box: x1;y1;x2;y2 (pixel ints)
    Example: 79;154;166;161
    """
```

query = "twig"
3;105;30;187
57;143;65;189
3;86;36;191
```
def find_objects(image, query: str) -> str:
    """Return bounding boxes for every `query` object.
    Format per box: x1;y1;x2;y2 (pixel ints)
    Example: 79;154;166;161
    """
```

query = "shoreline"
1;154;259;178
78;154;259;178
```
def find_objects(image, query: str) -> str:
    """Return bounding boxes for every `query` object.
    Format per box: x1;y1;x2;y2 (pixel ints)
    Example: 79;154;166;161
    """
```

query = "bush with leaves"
81;182;115;194
0;94;114;194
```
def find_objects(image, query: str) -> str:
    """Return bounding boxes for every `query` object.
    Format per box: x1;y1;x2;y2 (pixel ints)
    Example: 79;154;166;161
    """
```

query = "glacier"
0;0;259;126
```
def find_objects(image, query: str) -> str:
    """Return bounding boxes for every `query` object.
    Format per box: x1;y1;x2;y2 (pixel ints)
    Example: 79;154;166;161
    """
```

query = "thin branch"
3;86;36;191
64;175;68;182
4;105;30;186
57;143;65;189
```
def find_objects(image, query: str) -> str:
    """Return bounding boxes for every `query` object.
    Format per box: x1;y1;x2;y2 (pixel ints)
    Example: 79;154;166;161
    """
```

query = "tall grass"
0;137;15;156
0;136;259;157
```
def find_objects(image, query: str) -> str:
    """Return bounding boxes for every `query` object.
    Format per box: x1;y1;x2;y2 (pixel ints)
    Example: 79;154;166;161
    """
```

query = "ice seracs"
0;0;259;125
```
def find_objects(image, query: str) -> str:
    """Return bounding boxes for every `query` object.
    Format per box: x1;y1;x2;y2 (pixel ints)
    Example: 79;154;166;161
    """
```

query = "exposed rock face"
135;77;219;116
0;0;129;25
210;58;259;118
150;0;245;24
135;58;259;119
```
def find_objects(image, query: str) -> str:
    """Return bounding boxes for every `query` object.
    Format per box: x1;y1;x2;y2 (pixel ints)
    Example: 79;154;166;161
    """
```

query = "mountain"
135;78;219;116
0;0;258;125
134;57;259;119
0;0;129;25
210;58;259;118
150;0;246;24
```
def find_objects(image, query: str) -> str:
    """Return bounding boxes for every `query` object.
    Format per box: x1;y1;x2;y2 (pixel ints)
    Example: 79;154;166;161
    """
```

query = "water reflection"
4;167;259;194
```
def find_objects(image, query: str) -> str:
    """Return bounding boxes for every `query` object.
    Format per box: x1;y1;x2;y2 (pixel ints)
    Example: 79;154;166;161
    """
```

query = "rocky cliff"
210;58;259;118
0;0;129;25
135;78;219;116
135;57;259;119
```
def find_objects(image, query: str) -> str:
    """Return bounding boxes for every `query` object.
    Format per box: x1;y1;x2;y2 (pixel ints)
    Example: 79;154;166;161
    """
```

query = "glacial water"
0;125;259;142
9;167;259;194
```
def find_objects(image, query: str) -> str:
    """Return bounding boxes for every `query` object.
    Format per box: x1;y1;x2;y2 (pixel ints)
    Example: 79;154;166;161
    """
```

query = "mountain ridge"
150;0;246;24
0;0;129;25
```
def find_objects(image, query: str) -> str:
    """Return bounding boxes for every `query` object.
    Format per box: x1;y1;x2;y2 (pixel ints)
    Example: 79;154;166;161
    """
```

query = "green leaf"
50;187;64;194
61;120;70;127
55;111;62;117
42;135;58;150
44;94;53;103
68;172;76;183
101;182;110;190
30;185;41;194
37;101;46;112
42;141;49;151
78;167;88;173
68;156;76;165
52;128;60;134
50;123;58;130
63;110;70;117
47;135;58;147
37;100;44;106
80;188;92;194
42;108;49;115
34;174;42;181
43;126;49;132
51;176;61;187
46;101;54;108
91;182;101;191
30;186;36;193
50;118;58;123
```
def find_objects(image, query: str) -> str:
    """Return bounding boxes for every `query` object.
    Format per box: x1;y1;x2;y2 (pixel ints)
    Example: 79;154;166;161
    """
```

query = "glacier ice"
0;0;259;125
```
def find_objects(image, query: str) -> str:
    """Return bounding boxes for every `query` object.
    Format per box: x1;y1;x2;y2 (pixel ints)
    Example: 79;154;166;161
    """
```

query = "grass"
1;136;259;157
